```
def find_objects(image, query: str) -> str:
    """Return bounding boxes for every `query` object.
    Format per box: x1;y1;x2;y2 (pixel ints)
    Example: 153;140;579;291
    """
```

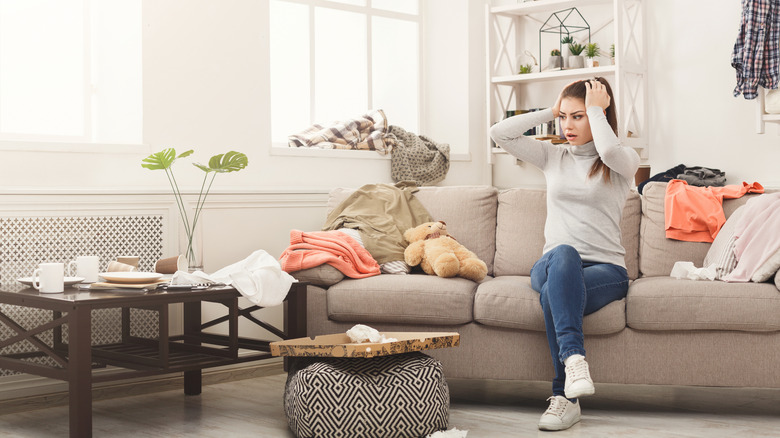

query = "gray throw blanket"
388;125;450;186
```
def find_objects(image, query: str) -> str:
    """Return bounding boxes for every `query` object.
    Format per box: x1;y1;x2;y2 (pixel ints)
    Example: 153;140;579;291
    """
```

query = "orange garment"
279;230;380;278
665;179;764;242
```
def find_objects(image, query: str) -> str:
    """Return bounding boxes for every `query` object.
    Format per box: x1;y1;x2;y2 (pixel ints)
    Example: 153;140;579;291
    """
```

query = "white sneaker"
564;355;595;399
538;396;581;431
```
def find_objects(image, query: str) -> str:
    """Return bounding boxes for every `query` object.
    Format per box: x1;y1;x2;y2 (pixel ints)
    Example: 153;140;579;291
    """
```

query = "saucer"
17;277;85;287
98;272;164;284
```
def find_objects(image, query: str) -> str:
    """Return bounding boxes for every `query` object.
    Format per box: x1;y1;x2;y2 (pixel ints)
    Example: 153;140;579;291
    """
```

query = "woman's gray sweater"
490;107;640;268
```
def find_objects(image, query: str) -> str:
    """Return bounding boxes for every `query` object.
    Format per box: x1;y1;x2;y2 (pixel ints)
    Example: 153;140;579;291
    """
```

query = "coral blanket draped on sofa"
279;230;380;278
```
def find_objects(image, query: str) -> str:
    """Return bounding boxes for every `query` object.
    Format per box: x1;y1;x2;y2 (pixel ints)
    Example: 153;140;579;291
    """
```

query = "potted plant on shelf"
585;42;600;68
518;64;533;74
610;43;616;64
567;42;585;69
548;49;563;70
560;35;574;69
142;148;249;272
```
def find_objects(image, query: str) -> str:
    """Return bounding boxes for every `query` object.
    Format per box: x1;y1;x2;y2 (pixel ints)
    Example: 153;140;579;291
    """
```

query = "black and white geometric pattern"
284;352;449;438
0;215;164;377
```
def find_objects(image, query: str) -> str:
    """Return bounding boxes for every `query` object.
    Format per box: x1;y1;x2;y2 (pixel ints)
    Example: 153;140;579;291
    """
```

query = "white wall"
647;0;779;187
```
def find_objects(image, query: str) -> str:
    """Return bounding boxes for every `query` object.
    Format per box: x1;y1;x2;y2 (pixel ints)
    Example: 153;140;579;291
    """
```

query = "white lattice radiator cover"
0;215;165;376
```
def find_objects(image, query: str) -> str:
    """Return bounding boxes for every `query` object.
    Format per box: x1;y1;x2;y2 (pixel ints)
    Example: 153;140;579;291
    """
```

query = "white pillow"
703;205;745;280
751;246;780;282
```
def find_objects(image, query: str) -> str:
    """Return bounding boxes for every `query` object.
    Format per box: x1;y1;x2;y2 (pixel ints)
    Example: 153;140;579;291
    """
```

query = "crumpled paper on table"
427;428;468;438
346;324;398;343
170;270;216;285
670;261;717;281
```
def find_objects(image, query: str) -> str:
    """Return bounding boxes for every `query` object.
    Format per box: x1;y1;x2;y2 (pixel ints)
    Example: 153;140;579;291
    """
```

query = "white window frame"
0;0;144;153
269;0;423;158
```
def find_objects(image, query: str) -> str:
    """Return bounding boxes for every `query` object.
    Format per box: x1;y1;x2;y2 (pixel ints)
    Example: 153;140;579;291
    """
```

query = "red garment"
665;179;764;242
279;230;380;278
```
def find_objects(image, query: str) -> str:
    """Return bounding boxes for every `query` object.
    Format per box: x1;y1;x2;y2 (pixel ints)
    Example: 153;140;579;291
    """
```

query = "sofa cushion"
493;188;641;280
329;186;498;275
473;276;626;335
639;182;764;277
326;274;477;325
627;277;780;331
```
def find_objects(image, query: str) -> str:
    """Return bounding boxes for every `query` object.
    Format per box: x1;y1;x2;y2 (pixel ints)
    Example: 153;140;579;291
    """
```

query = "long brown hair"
560;77;617;183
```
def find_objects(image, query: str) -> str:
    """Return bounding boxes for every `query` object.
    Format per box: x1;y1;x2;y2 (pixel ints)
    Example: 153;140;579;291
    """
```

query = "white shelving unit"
756;89;780;135
485;0;647;163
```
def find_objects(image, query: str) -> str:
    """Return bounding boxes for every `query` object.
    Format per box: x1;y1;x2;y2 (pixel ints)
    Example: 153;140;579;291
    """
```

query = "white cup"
68;256;100;283
32;263;65;293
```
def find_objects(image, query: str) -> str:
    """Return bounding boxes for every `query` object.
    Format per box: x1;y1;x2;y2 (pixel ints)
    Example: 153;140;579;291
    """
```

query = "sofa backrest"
493;188;641;280
638;181;769;277
327;185;499;275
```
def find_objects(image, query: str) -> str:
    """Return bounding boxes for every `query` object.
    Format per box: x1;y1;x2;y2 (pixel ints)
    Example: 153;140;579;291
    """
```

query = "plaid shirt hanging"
732;0;780;99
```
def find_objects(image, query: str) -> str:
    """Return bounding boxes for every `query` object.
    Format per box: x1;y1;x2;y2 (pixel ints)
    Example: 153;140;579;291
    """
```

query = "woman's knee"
547;245;581;266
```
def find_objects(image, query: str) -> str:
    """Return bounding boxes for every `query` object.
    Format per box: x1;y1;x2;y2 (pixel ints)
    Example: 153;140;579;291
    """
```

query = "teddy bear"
403;221;487;282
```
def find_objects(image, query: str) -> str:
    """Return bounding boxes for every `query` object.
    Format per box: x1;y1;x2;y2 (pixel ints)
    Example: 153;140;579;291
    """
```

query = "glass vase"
183;225;204;273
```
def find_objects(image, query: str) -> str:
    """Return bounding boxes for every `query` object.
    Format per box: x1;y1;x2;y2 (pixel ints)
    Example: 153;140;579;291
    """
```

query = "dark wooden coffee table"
0;282;307;438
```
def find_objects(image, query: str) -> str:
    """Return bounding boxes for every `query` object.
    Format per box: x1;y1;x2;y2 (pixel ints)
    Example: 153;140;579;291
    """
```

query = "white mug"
32;263;65;293
68;256;100;283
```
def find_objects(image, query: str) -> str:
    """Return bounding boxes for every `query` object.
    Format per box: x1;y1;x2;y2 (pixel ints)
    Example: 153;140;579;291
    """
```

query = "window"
0;0;142;145
269;0;420;148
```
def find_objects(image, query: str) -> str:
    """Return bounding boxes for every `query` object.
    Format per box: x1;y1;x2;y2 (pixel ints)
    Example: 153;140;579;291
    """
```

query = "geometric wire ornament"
0;215;164;376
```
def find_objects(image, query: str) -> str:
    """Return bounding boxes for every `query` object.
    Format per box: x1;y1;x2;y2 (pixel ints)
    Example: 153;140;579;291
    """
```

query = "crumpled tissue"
427;428;468;438
171;250;296;307
170;270;216;285
670;261;717;281
346;324;398;343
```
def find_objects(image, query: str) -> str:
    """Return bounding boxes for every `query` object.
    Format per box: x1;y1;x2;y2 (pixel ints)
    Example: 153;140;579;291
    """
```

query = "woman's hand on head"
585;80;610;111
552;80;582;118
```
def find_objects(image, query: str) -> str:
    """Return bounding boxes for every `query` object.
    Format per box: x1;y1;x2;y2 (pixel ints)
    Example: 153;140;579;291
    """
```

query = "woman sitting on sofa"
490;78;640;431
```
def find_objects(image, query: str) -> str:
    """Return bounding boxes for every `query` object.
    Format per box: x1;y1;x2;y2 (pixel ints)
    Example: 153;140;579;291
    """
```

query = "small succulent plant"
568;42;585;56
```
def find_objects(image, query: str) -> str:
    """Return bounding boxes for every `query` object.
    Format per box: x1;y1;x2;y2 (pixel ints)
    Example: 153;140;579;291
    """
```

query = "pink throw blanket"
279;230;380;278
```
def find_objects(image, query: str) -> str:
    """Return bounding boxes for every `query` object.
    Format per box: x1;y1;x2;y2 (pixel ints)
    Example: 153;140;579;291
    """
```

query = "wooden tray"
270;332;459;358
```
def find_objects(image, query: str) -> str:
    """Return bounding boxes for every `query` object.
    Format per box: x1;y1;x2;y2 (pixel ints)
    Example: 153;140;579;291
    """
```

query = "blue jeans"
530;244;629;397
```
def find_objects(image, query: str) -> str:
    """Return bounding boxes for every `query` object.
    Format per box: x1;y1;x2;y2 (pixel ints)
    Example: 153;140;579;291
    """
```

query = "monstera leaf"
141;148;194;171
193;151;248;173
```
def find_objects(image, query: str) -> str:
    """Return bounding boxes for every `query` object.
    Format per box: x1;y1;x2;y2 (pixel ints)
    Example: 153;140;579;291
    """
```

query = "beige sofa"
300;182;780;388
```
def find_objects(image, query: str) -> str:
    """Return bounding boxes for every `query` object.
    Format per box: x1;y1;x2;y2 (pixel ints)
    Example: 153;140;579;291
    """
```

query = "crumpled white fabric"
670;261;717;281
427;428;468;438
172;250;295;307
346;324;398;343
170;270;216;285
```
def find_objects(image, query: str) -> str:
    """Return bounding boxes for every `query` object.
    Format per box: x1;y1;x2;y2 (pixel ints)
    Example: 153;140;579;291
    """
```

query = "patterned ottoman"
284;352;449;438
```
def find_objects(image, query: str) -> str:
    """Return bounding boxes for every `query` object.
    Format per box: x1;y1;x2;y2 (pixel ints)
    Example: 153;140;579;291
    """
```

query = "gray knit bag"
389;125;450;186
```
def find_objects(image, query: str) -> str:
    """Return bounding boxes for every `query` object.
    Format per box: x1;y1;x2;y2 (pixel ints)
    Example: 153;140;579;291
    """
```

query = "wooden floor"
1;364;779;437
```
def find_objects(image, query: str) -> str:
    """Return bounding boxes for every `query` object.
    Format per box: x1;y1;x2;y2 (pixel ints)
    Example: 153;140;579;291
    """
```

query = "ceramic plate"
17;277;85;287
98;272;164;284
